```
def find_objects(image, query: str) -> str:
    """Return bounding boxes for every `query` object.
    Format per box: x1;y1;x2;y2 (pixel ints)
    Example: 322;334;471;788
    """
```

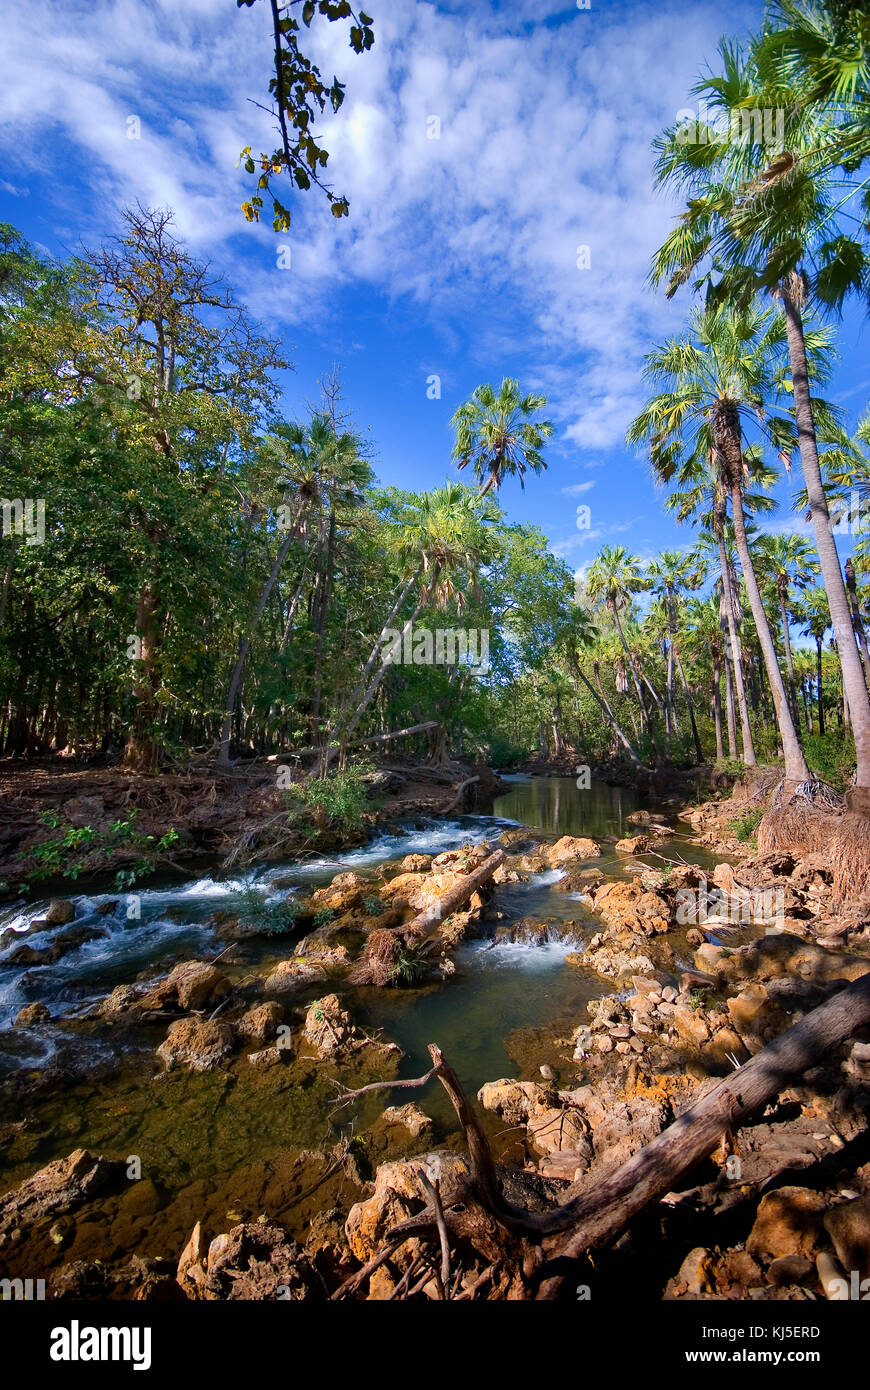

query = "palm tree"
796;585;832;734
647;549;704;761
586;545;660;759
451;378;553;496
321;483;492;770
216;416;369;766
628;301;810;780
687;594;728;760
650;37;870;791
558;606;643;765
756;530;819;726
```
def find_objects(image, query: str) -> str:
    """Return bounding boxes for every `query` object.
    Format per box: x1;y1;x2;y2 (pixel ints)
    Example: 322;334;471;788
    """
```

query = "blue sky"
1;0;868;591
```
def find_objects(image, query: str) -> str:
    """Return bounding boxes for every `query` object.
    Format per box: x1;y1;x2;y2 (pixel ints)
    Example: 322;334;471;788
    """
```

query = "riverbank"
0;757;507;900
1;774;868;1302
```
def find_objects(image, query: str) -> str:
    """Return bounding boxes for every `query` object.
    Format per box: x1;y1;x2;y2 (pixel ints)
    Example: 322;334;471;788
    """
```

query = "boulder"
615;835;650;855
746;1187;826;1264
547;836;601;864
156;1018;234;1073
178;1222;316;1300
235;1001;283;1044
15;1002;50;1026
477;1078;545;1124
0;1149;123;1242
44;899;77;926
527;1107;591;1157
382;1103;433;1139
345;1153;471;1266
262;945;348;995
824;1196;870;1280
163;960;228;1011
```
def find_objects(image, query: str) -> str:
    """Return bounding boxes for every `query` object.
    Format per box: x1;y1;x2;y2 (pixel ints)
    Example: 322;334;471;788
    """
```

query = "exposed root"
755;778;842;858
831;805;870;904
348;929;403;987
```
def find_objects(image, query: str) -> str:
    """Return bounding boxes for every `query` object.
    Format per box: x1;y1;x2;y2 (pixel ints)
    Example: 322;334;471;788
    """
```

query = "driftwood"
401;849;504;941
333;969;870;1298
272;722;442;762
440;776;480;815
349;849;506;986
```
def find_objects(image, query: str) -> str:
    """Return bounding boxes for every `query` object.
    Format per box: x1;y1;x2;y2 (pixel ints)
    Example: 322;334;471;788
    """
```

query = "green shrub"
728;807;765;843
237;888;300;935
286;765;372;832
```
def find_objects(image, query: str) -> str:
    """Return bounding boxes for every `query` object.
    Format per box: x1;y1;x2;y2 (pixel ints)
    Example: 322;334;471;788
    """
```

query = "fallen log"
439;776;480;815
535;965;870;1296
401;849;504;942
348;851;505;985
331;968;870;1297
270;722;442;762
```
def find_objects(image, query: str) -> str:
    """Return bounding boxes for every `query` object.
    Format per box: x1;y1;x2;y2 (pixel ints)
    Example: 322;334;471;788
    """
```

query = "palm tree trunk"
676;650;704;763
575;668;642;765
844;558;870;689
610;602;661;760
217;506;304;766
816;636;825;736
722;630;738;756
727;475;809;781
712;659;724;761
715;496;756;764
778;586;801;729
782;282;870;790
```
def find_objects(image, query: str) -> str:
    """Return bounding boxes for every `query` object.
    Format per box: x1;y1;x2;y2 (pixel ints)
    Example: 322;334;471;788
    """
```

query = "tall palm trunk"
217;502;305;767
712;657;725;761
714;489;756;764
715;404;809;782
575;666;642;765
777;580;801;730
844;558;870;689
610;601;661;760
675;650;704;763
782;279;870;791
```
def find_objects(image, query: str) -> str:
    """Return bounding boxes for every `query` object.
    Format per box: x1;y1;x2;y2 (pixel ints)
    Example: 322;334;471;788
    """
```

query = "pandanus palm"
650;36;870;789
628;301;810;781
323;483;492;769
586;545;660;759
756;530;819;726
451;378;553;497
217;415;368;766
647;549;704;761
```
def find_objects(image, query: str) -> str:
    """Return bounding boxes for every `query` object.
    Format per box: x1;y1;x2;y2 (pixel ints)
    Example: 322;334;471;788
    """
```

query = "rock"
547;836;601;864
163;960;228;1011
311;871;368;914
673;1005;711;1048
156;1018;235;1073
382;1103;433;1139
2;924;108;968
262;945;348;994
97;983;143;1016
726;984;788;1052
400;854;431;871
527;1107;590;1156
746;1187;826;1264
61;796;105;828
694;943;727;973
15;1002;50;1026
235;1001;283;1044
246;1047;282;1068
615;835;650;854
44;899;76;926
477;1078;545;1124
539;1064;554;1080
0;1150;123;1242
824;1196;870;1279
303;993;360;1056
345;1153;471;1265
767;1254;815;1287
179;1222;316;1300
673;1246;716;1296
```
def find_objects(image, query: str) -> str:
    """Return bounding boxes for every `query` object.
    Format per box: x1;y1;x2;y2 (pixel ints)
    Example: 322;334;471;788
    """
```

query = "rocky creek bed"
1;775;869;1301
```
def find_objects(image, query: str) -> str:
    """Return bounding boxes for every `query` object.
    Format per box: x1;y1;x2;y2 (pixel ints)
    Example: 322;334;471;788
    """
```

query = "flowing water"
0;776;721;1272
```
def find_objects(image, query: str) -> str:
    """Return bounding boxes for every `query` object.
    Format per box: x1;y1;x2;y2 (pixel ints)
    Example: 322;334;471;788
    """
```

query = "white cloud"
562;480;596;495
0;0;750;442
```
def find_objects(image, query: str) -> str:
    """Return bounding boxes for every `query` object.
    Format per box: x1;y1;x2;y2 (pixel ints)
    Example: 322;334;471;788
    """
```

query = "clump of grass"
285;765;373;833
728;807;765;843
237;888;300;935
313;906;335;928
363;895;383;915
